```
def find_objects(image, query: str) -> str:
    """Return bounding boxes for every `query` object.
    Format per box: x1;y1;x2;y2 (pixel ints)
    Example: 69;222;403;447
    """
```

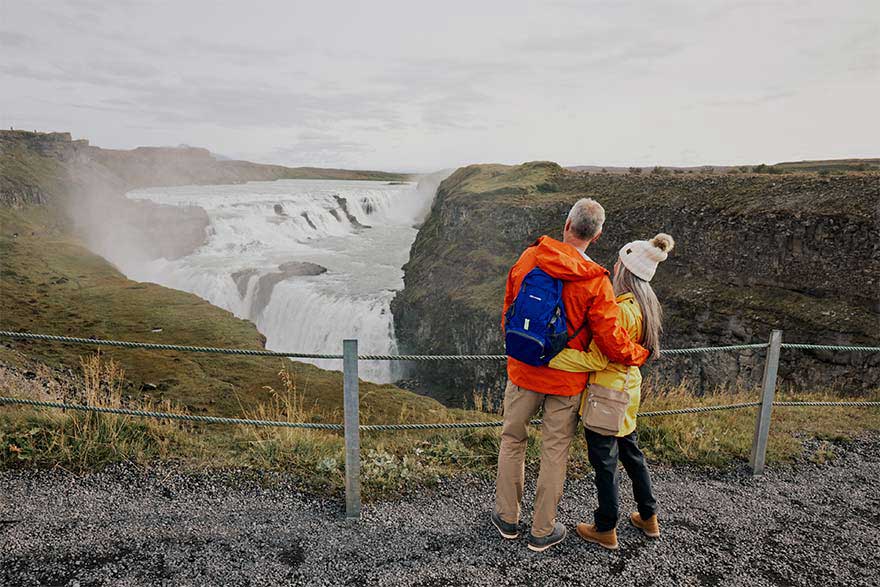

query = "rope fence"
13;330;879;359
780;343;880;353
2;328;879;518
2;396;877;432
4;331;880;358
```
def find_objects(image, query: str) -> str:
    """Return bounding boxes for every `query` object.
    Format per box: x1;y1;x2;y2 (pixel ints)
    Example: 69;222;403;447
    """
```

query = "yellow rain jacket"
549;292;643;437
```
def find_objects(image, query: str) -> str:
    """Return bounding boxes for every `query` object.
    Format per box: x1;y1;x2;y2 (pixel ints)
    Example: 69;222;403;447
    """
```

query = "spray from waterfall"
96;173;450;383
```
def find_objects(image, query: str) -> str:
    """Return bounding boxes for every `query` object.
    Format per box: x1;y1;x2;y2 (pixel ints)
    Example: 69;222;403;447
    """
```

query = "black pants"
585;428;658;531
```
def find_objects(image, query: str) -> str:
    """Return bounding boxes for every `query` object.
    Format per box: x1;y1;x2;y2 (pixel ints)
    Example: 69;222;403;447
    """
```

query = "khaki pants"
494;379;580;537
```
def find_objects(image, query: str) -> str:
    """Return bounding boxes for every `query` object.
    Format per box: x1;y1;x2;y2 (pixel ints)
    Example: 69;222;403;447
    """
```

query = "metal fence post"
750;330;783;475
343;339;361;520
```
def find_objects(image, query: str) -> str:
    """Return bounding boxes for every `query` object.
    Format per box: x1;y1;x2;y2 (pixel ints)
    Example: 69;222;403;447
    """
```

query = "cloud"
2;0;878;169
0;30;31;48
264;132;371;167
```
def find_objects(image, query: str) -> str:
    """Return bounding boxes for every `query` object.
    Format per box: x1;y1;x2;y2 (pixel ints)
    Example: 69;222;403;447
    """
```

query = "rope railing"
780;343;880;353
0;397;343;430
3;327;879;517
4;330;880;359
3;396;876;432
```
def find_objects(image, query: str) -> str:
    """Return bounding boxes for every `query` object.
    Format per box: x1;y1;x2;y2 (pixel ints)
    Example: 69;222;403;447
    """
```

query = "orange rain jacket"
502;236;649;396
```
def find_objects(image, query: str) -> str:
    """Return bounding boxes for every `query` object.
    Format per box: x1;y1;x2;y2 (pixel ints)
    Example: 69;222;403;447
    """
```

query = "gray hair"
566;198;605;240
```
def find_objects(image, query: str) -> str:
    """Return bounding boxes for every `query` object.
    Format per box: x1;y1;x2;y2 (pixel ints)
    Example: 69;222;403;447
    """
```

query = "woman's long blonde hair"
612;234;673;358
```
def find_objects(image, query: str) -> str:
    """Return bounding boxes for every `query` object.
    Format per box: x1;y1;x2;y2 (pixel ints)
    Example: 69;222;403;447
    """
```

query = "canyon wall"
392;162;880;405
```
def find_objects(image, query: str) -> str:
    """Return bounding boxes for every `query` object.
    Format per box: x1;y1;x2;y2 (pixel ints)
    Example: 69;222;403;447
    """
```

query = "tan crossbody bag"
581;368;631;436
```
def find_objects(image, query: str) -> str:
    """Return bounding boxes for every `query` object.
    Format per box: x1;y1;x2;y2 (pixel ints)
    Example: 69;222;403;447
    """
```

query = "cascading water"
116;177;441;382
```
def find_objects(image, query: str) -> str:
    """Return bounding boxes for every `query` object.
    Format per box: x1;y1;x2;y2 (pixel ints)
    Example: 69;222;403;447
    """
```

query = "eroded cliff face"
392;162;880;406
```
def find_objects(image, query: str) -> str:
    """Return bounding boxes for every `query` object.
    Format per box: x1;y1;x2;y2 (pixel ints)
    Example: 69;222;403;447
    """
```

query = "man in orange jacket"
491;197;650;552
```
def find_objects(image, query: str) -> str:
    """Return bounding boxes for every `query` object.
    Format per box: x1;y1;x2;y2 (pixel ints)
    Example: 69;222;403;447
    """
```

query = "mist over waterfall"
111;175;445;382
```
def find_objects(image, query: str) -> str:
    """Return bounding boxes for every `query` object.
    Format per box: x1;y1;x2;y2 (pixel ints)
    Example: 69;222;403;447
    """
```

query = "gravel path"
2;435;878;587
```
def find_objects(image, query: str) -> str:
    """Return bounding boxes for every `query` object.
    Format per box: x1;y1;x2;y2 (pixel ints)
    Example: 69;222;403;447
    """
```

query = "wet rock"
250;263;329;316
231;268;259;299
333;195;370;229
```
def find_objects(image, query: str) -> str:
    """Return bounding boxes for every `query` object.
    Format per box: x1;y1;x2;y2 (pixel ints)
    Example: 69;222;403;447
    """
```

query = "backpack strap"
567;303;591;345
568;319;588;341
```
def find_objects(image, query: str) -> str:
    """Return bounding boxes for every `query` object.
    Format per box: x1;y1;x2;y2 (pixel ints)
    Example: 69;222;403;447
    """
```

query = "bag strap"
567;303;591;344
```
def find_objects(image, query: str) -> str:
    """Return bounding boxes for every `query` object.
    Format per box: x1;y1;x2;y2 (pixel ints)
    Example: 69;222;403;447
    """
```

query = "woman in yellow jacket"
549;233;674;551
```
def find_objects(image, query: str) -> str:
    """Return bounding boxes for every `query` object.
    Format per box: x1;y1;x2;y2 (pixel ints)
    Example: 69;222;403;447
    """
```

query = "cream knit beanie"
619;233;675;281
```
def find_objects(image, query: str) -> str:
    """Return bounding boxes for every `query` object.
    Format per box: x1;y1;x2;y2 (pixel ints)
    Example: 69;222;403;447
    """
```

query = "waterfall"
113;176;444;383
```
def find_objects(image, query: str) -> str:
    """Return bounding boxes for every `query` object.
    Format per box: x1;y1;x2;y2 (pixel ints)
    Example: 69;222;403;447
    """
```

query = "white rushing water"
120;177;440;382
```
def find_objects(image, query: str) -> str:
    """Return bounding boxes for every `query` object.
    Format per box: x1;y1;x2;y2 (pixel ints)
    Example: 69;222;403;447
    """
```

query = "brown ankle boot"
575;522;619;550
629;512;660;538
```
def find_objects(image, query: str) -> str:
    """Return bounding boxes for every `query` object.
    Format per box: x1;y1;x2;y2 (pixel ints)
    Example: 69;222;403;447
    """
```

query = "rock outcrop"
392;162;880;405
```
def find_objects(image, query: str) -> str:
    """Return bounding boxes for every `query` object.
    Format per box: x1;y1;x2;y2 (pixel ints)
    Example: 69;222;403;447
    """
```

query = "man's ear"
591;229;603;244
564;219;571;233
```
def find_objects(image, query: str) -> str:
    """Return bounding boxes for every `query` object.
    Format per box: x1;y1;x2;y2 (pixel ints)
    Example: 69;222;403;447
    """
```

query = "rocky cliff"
392;162;880;405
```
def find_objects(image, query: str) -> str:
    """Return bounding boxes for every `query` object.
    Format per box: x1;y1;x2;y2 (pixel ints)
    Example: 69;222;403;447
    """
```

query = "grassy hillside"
0;131;409;193
0;143;68;206
221;160;407;183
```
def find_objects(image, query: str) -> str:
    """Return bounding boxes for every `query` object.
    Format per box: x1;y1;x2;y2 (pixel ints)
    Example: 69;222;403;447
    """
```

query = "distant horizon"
7;126;877;177
3;1;878;172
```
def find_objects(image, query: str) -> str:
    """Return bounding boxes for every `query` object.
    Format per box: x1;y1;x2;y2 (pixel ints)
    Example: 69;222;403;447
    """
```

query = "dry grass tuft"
2;357;878;498
1;353;192;468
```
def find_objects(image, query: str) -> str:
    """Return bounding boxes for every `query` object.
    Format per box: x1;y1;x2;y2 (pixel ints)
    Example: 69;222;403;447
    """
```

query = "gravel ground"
1;434;878;587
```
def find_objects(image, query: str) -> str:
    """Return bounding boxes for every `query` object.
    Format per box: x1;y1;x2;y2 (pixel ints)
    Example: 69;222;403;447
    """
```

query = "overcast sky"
2;0;878;172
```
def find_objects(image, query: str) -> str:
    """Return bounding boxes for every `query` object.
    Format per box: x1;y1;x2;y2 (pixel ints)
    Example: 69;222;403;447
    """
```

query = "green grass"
631;384;880;468
0;144;68;202
439;161;563;196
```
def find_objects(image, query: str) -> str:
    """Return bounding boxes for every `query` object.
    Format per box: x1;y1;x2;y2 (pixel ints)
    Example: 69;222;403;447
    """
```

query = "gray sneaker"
490;511;520;539
527;522;567;552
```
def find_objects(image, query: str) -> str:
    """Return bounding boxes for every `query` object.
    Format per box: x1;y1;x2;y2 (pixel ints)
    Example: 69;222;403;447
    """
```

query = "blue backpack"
504;267;587;366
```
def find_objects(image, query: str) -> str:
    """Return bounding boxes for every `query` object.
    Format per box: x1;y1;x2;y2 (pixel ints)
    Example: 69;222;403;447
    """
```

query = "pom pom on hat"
650;233;675;253
619;233;675;281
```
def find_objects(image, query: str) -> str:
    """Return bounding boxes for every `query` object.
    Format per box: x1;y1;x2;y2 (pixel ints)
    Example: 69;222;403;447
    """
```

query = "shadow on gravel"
4;546;133;587
279;540;306;569
608;539;650;577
